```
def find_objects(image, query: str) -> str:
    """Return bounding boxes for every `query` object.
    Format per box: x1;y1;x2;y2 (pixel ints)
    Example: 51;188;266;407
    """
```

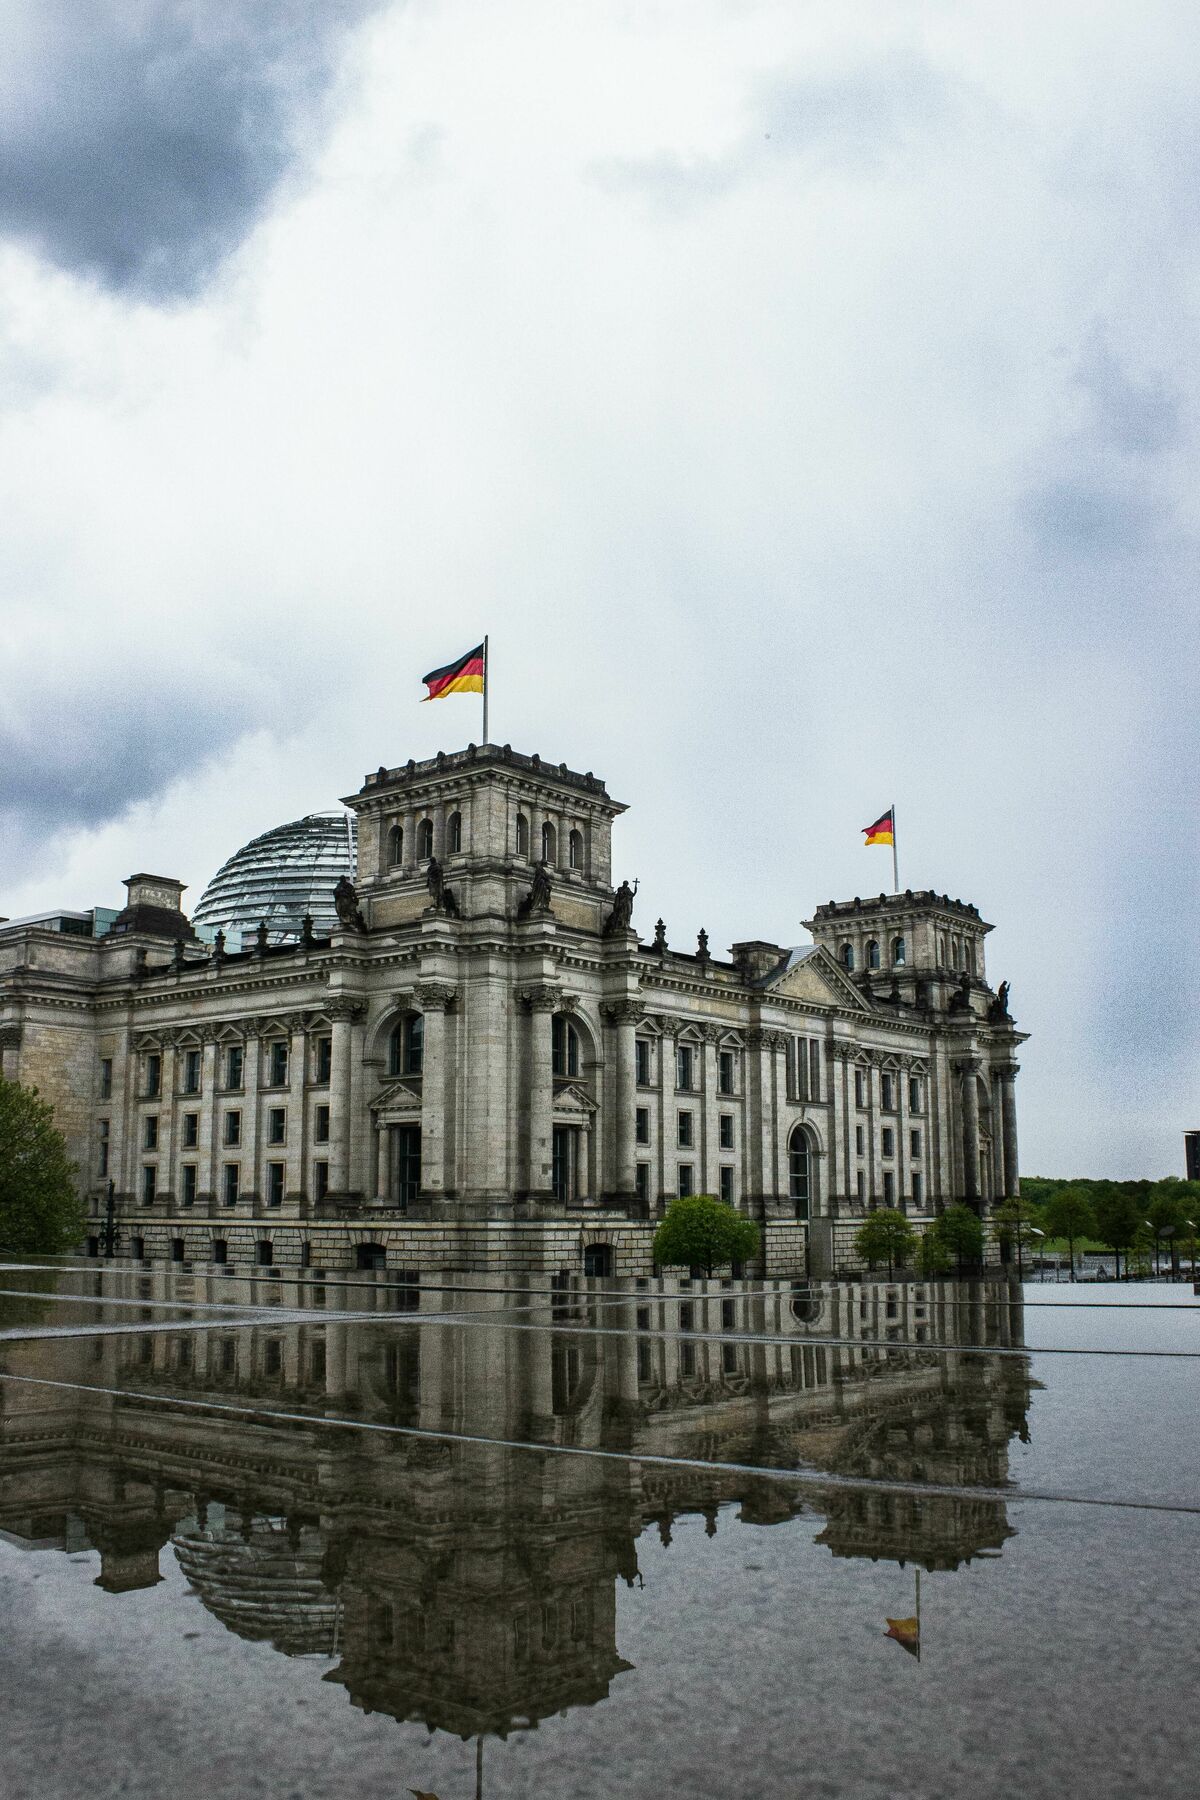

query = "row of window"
103;1104;331;1173
139;1160;329;1207
855;1125;923;1159
857;1170;925;1208
840;936;906;972
514;815;585;868
123;1038;334;1102
854;1069;924;1112
385;812;591;870
636;1108;737;1151
635;1040;739;1094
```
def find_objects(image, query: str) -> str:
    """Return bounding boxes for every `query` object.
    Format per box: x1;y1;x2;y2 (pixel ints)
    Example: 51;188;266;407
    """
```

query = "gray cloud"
596;48;959;205
0;1;383;299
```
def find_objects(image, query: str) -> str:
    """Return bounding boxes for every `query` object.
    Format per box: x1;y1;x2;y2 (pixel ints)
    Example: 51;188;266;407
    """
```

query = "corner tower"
346;744;628;932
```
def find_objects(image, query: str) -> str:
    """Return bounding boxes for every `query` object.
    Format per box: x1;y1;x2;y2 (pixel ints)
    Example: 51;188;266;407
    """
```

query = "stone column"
241;1033;261;1201
285;1017;307;1200
200;1035;220;1205
601;999;640;1202
829;1044;851;1216
656;1019;676;1208
327;1006;356;1196
999;1062;1020;1199
958;1057;982;1202
158;1037;177;1198
896;1061;910;1211
417;983;456;1196
522;986;558;1195
701;1025;720;1197
402;809;415;872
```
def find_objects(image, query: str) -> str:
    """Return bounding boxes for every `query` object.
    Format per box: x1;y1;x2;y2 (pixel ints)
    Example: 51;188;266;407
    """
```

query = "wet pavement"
0;1259;1195;1798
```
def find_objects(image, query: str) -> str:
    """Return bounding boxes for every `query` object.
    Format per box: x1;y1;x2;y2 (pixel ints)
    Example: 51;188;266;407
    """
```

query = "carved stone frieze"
599;999;644;1026
416;981;457;1012
519;985;560;1013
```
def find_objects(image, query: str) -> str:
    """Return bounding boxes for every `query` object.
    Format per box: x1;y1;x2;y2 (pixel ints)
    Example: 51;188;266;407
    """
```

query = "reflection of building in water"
0;1272;1030;1739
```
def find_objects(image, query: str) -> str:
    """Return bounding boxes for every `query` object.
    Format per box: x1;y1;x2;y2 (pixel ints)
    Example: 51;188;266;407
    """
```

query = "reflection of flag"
863;809;894;847
885;1615;920;1658
422;643;485;701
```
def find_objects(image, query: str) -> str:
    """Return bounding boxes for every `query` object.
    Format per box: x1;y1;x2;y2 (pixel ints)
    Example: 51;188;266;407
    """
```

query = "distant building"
0;744;1026;1275
1185;1132;1200;1182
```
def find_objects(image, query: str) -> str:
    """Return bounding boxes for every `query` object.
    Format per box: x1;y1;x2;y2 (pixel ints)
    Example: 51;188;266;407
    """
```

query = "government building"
0;743;1025;1276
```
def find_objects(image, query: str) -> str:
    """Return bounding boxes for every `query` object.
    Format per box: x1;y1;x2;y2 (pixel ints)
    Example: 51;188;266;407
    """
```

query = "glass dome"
192;812;356;950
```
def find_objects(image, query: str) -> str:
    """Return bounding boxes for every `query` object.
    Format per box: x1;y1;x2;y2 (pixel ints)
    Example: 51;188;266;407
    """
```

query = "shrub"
653;1194;760;1276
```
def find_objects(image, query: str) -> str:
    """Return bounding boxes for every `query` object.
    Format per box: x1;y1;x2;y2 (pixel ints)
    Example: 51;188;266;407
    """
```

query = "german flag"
862;809;894;847
422;643;485;701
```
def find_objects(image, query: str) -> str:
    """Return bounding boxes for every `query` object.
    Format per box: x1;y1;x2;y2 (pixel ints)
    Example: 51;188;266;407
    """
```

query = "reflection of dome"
172;1519;340;1656
192;812;355;950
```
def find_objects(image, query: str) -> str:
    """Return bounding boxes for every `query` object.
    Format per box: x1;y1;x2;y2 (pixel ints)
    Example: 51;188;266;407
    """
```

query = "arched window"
542;820;557;864
840;942;855;971
867;939;881;970
892;935;906;966
515;812;529;857
387;823;403;867
568;828;584;870
552;1013;580;1079
447;811;462;854
938;934;946;964
356;1242;387;1271
389;1013;424;1077
789;1127;812;1221
416;817;434;860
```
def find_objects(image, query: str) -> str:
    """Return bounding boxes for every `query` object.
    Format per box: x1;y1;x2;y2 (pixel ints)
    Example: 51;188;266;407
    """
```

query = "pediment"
552;1082;597;1117
370;1079;423;1116
766;945;874;1013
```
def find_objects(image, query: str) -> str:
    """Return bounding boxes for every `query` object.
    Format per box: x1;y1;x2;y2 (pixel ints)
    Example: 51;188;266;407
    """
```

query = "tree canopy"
0;1078;85;1254
854;1208;916;1276
932;1204;985;1269
653;1194;760;1276
1043;1186;1096;1280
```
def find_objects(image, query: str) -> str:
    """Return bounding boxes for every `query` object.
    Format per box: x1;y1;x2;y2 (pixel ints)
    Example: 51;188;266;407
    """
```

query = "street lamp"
1029;1225;1046;1280
1186;1221;1197;1281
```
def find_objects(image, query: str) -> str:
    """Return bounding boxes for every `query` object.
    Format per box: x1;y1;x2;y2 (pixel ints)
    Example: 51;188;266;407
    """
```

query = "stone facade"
0;745;1026;1275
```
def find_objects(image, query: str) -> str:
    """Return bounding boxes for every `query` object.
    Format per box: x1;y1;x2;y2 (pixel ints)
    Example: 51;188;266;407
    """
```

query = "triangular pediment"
370;1079;423;1116
765;945;874;1013
552;1082;597;1117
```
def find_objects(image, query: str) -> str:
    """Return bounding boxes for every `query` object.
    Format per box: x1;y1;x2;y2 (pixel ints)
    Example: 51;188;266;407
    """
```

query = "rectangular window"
143;1114;159;1149
99;1056;113;1100
212;1240;228;1268
224;1111;241;1147
181;1164;197;1207
268;1107;286;1145
267;1162;284;1207
141;1164;156;1206
183;1048;201;1094
855;1124;865;1156
677;1111;694;1149
267;1040;288;1086
719;1165;734;1205
808;1039;822;1104
263;1339;283;1377
635;1163;650;1205
910;1128;922;1159
182;1112;199;1148
909;1076;923;1112
676;1045;694;1091
882;1127;894;1157
98;1119;110;1177
145;1053;161;1098
397;1127;421;1206
883;1171;896;1206
854;1068;866;1108
314;1036;332;1083
881;1072;895;1110
314;1104;330;1144
912;1171;923;1208
719;1114;734;1150
314;1160;329;1202
225;1045;243;1090
635;1040;651;1087
718;1049;735;1095
678;1163;694;1197
635;1107;650;1146
856;1171;865;1204
223;1163;240;1207
170;1238;185;1263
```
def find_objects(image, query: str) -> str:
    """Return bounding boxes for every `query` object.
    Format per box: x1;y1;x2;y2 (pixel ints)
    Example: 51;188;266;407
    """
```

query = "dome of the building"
172;1519;340;1657
192;811;356;951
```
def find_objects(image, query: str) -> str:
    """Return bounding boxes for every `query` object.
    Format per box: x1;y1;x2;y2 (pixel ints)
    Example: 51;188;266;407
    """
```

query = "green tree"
0;1078;84;1254
917;1229;951;1277
1092;1184;1141;1281
932;1204;985;1272
652;1194;760;1277
993;1194;1043;1276
1147;1180;1200;1277
1043;1186;1096;1282
854;1207;916;1277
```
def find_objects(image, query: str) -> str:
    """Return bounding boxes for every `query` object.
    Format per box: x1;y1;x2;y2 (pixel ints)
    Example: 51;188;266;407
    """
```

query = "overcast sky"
0;0;1196;1179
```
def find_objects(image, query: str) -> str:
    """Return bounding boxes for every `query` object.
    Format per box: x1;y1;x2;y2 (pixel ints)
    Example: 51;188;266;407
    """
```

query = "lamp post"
1143;1220;1155;1279
1186;1220;1196;1281
1029;1225;1046;1280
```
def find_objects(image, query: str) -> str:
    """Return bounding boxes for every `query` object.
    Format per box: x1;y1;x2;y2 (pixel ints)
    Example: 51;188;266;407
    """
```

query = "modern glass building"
192;812;356;950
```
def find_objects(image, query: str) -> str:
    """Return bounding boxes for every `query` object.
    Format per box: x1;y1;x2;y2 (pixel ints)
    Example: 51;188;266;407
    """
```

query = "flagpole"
482;635;489;745
892;801;899;895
